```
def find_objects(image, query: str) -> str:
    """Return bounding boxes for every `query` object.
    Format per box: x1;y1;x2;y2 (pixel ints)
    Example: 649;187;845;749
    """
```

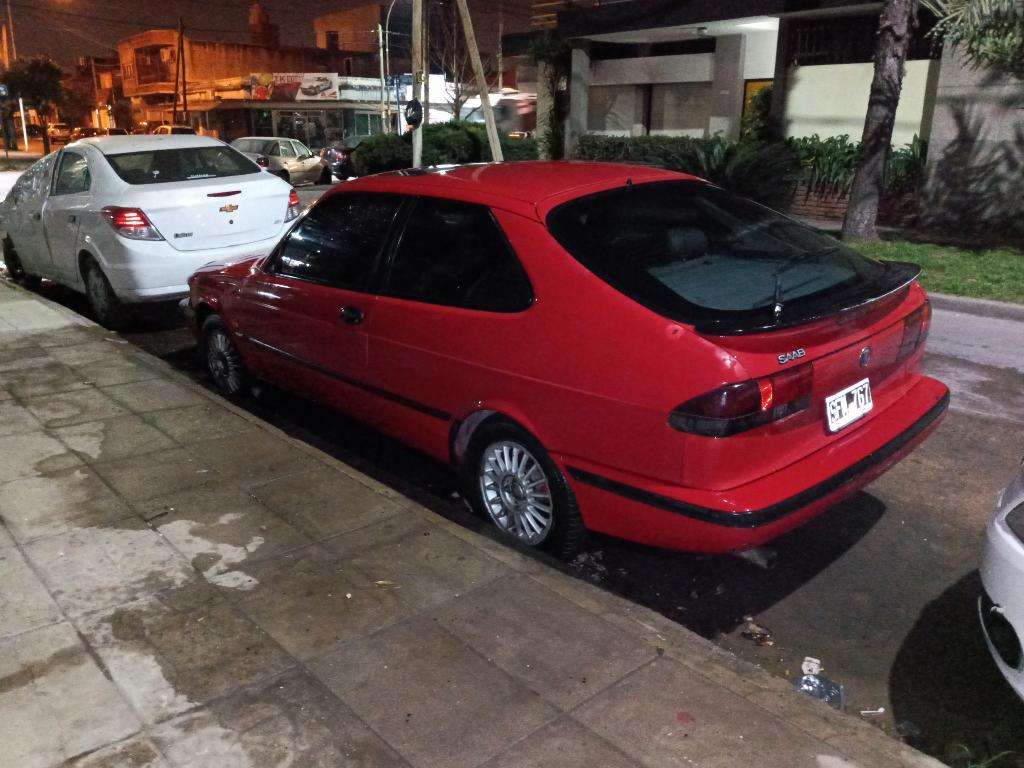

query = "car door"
41;148;93;284
367;197;536;460
7;154;57;277
234;192;403;418
276;140;299;181
291;140;320;185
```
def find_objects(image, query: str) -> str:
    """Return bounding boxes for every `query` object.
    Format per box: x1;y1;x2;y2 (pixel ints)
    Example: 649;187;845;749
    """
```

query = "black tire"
3;237;40;287
82;258;129;330
465;419;586;559
201;314;248;396
318;166;332;185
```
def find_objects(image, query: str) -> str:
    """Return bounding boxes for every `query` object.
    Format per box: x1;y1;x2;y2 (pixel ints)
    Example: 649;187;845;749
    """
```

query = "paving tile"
76;356;162;387
309;614;559;768
252;464;405;540
47;340;132;368
573;657;843;768
150;668;408;768
481;718;642;768
63;737;170;768
188;433;311;486
324;511;430;558
0;465;133;543
0;299;73;331
0;431;81;483
24;388;128;428
23;517;197;617
76;596;295;724
140;484;312;575
0;399;41;436
0;622;140;768
90;447;217;502
437;574;655;710
0;546;64;638
144;403;257;445
342;526;510;609
102;379;205;413
0;345;50;372
0;522;14;549
52;414;175;463
0;359;91;399
0;385;13;400
34;325;106;348
227;545;414;659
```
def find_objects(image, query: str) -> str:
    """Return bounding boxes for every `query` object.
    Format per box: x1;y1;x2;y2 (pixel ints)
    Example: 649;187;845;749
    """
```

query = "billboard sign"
247;74;386;103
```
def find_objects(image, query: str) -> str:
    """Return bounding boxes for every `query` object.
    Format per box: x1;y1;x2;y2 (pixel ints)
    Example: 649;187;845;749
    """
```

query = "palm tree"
921;0;1024;77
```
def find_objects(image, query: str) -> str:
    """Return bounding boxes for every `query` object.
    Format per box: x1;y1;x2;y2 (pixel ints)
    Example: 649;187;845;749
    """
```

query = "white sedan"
0;134;300;328
980;460;1024;701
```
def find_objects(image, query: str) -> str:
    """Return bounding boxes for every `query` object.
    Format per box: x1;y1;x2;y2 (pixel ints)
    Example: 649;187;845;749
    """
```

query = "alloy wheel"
206;327;244;394
478;439;555;545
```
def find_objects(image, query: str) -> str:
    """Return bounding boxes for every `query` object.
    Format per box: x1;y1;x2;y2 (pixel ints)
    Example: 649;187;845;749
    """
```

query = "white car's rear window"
105;146;259;185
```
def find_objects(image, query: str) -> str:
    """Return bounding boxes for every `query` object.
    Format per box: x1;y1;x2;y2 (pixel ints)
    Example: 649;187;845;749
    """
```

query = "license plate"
825;378;873;433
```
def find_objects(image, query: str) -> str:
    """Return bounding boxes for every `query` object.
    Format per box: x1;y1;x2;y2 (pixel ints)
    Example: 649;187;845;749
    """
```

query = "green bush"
788;134;861;194
350;121;539;176
351;133;411;176
572;134;800;209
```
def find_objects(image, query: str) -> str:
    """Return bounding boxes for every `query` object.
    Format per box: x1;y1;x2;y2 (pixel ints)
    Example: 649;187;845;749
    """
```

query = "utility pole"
411;0;423;166
179;19;189;125
422;2;429;126
497;1;503;92
453;0;503;161
171;19;181;125
5;0;15;61
377;23;388;132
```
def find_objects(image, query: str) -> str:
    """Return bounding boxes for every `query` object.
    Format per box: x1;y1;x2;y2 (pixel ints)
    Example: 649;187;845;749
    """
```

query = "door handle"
339;305;364;325
31;212;41;221
68;214;77;224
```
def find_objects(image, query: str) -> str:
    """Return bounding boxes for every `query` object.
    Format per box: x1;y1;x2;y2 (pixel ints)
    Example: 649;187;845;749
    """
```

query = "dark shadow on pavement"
889;570;1024;765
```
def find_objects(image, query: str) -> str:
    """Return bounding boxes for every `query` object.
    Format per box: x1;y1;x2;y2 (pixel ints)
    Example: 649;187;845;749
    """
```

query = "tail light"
101;206;163;241
669;364;813;437
897;300;931;360
285;189;301;221
255;154;269;168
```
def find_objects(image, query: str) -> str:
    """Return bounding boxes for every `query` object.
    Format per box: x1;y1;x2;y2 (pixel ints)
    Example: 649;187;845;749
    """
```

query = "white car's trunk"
126;175;287;252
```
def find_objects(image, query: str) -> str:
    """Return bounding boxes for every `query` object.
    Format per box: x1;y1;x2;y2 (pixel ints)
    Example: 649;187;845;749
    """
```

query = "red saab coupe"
185;162;948;556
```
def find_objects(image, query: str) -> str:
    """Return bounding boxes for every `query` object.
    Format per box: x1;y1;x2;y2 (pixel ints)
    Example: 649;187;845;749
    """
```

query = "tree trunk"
40;117;51;155
841;0;920;241
535;60;554;160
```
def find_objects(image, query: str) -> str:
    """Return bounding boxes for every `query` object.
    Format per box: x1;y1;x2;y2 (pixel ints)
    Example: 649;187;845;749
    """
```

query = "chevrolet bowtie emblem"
219;203;239;213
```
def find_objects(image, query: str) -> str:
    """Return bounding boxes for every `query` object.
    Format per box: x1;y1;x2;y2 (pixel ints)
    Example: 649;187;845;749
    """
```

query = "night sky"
12;0;533;67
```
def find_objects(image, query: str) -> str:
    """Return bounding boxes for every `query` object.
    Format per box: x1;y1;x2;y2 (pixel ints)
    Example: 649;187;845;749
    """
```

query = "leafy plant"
351;133;411;176
740;85;774;141
885;134;929;193
922;0;1024;77
788;134;862;194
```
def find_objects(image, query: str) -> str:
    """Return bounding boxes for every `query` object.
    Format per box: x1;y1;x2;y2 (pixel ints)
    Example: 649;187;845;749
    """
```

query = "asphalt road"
5;195;1023;763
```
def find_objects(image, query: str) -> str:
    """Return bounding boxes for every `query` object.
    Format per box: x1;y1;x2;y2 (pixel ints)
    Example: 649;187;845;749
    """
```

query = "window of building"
650;82;712;137
325;30;340;50
588;85;638;135
269;194;401;289
788;14;939;66
52;151;90;195
385;198;533;312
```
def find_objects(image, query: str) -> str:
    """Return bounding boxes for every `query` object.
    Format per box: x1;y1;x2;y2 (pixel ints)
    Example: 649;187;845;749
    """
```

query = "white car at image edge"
980;459;1024;701
0;134;300;328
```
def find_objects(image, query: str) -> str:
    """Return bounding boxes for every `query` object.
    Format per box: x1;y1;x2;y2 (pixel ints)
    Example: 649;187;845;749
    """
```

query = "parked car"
152;124;197;135
320;135;366;179
68;127;130;141
184;162;949;556
0;134;300;328
980;460;1024;701
47;122;71;144
230;136;329;185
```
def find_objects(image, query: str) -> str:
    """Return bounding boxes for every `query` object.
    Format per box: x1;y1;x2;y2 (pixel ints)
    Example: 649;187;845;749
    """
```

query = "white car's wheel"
83;259;128;330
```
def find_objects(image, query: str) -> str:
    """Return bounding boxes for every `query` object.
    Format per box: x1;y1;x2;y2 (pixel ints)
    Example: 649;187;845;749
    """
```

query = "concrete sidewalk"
0;279;943;768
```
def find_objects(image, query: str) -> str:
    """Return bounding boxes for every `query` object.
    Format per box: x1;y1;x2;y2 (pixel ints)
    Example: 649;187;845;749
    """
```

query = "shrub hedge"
351;121;539;176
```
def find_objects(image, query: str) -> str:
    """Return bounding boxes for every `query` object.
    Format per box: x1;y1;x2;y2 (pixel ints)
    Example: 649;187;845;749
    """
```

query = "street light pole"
411;0;423;166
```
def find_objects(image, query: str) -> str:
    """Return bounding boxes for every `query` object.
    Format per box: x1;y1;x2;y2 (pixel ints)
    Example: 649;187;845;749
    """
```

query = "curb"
929;292;1024;322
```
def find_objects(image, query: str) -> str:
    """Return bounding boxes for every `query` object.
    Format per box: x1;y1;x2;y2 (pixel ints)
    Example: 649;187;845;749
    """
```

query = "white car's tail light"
285;189;301;222
101;206;163;241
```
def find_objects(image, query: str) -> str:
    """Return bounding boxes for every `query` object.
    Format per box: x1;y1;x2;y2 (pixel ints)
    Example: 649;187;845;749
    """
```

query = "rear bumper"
565;375;949;553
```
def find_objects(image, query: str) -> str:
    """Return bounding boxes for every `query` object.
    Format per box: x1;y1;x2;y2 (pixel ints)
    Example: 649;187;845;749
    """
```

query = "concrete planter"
787;181;919;226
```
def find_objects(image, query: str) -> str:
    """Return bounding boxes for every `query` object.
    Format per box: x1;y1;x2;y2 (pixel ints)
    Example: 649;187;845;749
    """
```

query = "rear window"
104;146;259;185
547;181;918;334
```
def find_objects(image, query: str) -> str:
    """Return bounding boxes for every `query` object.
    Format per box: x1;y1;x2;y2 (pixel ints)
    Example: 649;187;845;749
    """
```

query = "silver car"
230;136;329;186
980;459;1024;701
